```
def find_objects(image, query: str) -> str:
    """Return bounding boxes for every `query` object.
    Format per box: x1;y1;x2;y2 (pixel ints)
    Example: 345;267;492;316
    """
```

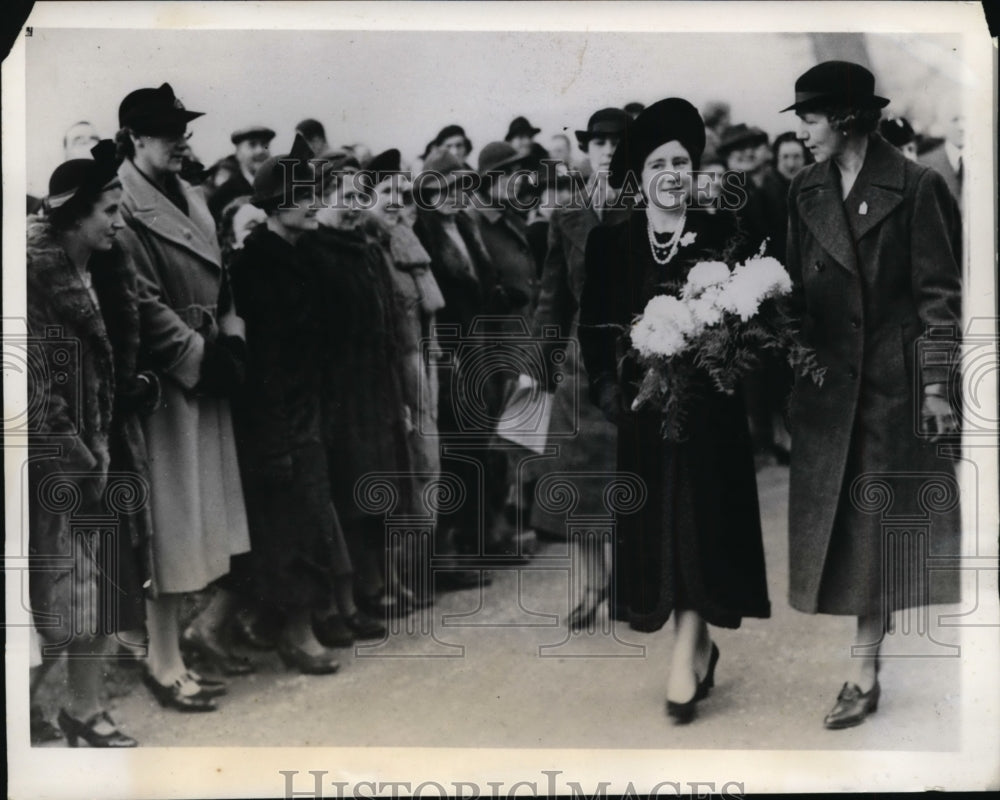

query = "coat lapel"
796;161;858;274
118;159;221;268
846;135;906;242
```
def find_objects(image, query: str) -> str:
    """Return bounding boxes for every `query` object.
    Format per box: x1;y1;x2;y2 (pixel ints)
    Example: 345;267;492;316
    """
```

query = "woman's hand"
921;392;959;441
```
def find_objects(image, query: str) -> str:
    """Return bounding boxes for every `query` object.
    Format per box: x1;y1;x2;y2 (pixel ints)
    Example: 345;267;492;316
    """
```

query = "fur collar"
27;217;111;355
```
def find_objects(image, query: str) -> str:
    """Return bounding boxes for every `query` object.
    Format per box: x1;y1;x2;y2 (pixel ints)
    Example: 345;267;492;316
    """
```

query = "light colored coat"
116;158;249;594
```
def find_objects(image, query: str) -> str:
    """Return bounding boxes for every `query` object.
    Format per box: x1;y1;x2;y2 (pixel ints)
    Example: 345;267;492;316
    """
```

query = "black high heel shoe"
142;671;218;712
184;669;227;698
568;587;608;632
665;692;699;725
694;642;720;701
344;611;387;641
58;709;137;747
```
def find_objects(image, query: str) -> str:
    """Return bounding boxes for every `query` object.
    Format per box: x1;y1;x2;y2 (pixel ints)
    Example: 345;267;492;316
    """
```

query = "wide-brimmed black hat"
231;125;276;146
782;60;890;113
118;83;204;136
575;107;628;149
717;123;769;156
434;124;472;153
251;134;318;209
505;116;540;141
608;97;705;189
45;139;120;212
879;116;915;148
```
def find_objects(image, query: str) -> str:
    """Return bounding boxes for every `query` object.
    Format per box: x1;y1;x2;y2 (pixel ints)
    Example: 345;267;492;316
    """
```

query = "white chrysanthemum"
683;260;730;298
748;256;793;297
688;296;724;327
632;295;697;357
716;275;762;321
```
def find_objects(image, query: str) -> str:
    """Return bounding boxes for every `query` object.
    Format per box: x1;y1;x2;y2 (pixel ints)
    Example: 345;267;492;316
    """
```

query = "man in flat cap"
209;125;276;220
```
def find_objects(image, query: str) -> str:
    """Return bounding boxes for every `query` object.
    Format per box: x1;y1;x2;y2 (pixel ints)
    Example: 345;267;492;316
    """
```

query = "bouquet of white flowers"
629;245;825;439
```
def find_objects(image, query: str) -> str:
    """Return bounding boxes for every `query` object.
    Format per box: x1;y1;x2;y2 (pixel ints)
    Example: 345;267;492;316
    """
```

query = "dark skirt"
238;441;351;610
613;383;771;631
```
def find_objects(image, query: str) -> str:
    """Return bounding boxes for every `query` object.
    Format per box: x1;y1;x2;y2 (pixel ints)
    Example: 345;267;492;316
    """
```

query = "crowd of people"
26;60;963;746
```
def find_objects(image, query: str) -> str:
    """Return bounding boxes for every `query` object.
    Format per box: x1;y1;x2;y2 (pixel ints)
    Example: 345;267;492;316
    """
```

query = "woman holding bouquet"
578;98;770;724
782;62;962;729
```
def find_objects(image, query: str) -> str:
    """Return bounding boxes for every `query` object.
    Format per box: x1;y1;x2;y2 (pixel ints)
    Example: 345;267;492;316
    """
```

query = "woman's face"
317;174;365;230
586;135;619;174
776;140;807;180
441;135;468;161
426;180;463;217
275;190;319;233
796;112;844;163
133;130;190;175
75;187;125;253
641;139;692;211
368;175;409;226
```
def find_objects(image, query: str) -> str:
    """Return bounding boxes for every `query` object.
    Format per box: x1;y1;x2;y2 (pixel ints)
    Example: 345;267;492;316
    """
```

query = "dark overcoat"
297;225;411;525
528;200;630;532
786;134;962;615
228;227;350;609
26;217;151;639
578;209;771;631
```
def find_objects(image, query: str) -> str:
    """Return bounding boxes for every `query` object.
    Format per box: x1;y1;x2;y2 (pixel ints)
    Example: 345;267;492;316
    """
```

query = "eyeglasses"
146;131;192;144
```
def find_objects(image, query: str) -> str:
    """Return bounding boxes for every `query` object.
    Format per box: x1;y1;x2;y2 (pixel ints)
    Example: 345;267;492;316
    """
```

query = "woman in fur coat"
27;141;156;747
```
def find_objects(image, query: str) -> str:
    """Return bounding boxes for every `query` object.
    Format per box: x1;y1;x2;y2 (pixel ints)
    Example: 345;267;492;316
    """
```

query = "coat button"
183;230;192;239
848;367;858;379
814;261;825;272
850;318;860;330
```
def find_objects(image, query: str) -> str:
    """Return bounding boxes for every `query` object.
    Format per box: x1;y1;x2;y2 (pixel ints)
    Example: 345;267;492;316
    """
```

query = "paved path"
41;465;963;750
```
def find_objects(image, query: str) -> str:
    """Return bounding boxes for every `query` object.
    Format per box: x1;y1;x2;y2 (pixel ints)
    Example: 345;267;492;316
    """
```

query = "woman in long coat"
529;107;631;631
413;151;500;587
579;98;770;724
297;155;413;618
115;84;250;710
361;150;446;605
783;61;962;729
27;142;154;746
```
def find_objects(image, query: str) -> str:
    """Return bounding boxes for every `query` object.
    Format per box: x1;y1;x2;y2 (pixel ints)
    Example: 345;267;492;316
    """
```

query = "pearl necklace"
647;214;686;265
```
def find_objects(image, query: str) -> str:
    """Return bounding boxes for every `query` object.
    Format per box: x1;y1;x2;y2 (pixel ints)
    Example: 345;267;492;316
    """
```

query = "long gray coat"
117;158;250;595
786;134;962;615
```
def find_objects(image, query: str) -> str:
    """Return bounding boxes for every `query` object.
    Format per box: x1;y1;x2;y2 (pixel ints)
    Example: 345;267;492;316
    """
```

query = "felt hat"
231;125;276;145
45;139;120;212
717;124;770;156
608;97;706;189
118;83;204;136
575;107;629;149
505;116;540;141
478;141;529;174
782;60;890;113
251;134;318;208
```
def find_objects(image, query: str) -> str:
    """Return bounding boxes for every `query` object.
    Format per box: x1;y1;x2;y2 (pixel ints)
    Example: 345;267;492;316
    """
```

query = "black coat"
298;225;411;524
578;209;771;631
228;227;347;608
786;134;962;614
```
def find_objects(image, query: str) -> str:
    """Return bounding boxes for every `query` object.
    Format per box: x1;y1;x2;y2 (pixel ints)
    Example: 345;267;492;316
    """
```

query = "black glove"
115;371;161;415
197;335;247;397
597;381;623;426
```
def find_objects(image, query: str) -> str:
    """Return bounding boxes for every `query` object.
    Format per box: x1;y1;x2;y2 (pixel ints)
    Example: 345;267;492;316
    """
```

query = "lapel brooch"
858;201;868;216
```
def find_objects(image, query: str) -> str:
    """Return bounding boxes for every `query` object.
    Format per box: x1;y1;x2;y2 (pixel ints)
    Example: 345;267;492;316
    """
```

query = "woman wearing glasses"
115;84;251;711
